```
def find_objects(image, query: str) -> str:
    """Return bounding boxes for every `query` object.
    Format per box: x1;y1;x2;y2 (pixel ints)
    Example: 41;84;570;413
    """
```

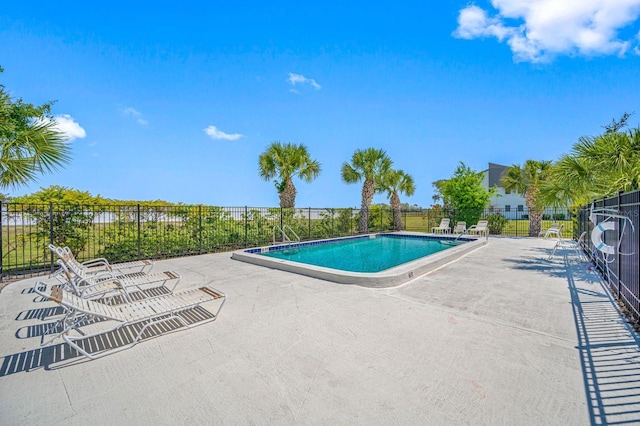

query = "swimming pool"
232;232;486;287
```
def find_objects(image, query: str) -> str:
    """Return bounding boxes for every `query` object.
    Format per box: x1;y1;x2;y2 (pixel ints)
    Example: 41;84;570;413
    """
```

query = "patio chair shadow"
1;305;216;375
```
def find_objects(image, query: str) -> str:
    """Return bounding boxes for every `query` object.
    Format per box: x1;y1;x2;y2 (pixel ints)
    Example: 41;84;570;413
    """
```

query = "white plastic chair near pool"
548;231;588;261
432;218;451;234
467;220;489;237
453;221;466;234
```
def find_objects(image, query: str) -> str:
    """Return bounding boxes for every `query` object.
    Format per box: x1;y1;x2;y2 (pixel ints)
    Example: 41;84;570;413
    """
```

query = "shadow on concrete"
1;305;216;375
504;246;640;424
565;256;640;425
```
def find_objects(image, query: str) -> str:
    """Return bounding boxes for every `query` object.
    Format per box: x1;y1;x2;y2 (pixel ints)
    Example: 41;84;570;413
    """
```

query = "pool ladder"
273;225;301;252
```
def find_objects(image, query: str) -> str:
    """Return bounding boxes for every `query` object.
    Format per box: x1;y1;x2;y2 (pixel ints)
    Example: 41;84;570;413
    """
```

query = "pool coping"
231;231;487;288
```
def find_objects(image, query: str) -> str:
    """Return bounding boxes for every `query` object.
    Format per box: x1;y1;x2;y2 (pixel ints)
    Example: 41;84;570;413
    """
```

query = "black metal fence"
1;202;571;281
577;190;640;322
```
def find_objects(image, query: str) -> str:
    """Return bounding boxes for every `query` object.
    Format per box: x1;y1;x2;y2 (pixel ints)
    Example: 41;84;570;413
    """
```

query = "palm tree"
540;128;640;207
341;148;392;233
380;169;415;231
258;141;321;209
501;160;553;236
0;76;71;189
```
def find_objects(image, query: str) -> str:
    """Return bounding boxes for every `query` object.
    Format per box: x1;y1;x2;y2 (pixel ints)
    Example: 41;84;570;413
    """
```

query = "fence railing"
577;190;640;321
1;202;572;281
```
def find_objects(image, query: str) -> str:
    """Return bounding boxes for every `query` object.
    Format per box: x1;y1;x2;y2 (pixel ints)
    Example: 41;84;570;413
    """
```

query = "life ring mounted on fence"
591;221;616;255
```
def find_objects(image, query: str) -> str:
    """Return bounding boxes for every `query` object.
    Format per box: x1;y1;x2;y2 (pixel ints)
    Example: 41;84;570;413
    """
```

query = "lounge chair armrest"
81;258;111;269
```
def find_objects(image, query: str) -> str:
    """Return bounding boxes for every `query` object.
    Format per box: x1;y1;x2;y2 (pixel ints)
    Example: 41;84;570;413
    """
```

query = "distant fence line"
1;202;571;281
577;190;640;322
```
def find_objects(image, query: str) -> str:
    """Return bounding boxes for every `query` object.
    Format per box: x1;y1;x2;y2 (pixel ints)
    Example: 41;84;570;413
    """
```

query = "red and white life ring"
591;221;616;255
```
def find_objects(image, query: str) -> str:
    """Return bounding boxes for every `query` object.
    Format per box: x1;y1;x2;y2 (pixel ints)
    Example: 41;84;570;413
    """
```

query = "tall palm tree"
540;128;640;206
258;141;321;209
341;148;392;233
379;169;415;231
0;79;71;189
501;160;553;236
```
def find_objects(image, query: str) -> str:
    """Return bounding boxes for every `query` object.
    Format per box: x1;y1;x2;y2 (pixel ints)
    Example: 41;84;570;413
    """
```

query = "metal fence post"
244;206;248;248
331;208;335;237
308;207;311;240
0;201;3;282
137;204;141;260
198;204;203;254
49;202;55;271
617;191;622;296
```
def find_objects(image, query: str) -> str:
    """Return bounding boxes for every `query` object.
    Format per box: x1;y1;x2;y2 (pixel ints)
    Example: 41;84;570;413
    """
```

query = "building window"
517;205;524;211
505;205;511;212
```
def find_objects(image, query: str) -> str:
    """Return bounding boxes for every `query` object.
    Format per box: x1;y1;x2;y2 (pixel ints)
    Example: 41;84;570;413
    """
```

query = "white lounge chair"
49;244;154;276
54;260;180;302
453;221;466;234
432;218;451;234
467;220;489;237
548;232;588;261
542;224;564;239
34;281;226;360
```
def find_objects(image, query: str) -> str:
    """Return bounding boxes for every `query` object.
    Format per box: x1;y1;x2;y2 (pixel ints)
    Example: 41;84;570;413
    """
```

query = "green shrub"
552;213;566;220
487;213;508;235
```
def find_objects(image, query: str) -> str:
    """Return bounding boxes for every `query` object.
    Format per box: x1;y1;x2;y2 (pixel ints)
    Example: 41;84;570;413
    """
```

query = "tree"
341;148;392;233
379;169;415;230
501;160;553;236
12;186;106;256
602;111;634;134
258;141;321;209
0;66;71;189
435;162;494;227
541;126;640;206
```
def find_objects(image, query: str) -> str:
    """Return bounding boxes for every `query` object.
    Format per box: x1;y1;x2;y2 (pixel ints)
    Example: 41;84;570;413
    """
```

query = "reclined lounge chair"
467;220;489;238
54;260;180;302
49;244;154;275
34;281;226;360
453;221;467;234
432;218;451;234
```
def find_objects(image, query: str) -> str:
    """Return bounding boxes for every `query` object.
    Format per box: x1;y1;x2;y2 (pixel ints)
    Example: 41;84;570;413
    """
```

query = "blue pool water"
259;235;465;273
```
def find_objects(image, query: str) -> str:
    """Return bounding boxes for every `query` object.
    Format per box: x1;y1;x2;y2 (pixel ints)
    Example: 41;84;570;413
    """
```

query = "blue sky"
2;1;640;207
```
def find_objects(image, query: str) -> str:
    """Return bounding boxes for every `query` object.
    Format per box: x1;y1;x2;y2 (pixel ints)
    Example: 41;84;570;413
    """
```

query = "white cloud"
122;107;148;125
287;73;321;90
453;0;640;62
204;125;243;141
38;114;86;142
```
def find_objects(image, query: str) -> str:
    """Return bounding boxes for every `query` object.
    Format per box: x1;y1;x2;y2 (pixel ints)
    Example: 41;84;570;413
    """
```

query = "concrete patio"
1;237;639;425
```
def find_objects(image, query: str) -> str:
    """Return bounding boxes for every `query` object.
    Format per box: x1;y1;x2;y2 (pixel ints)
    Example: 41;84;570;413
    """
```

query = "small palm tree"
0;83;71;189
501;160;553;236
258;141;321;209
341;148;392;233
380;169;415;231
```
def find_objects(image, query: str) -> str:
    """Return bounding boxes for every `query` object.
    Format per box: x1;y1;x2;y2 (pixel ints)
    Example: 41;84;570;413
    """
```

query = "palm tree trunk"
279;178;297;209
358;178;375;233
526;190;542;236
390;191;402;231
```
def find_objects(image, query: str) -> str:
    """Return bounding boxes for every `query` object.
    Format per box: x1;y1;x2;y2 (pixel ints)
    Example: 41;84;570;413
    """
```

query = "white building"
482;163;527;216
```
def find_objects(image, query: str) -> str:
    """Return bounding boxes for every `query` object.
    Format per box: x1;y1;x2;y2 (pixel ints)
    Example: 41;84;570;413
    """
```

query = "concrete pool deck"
1;237;640;424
